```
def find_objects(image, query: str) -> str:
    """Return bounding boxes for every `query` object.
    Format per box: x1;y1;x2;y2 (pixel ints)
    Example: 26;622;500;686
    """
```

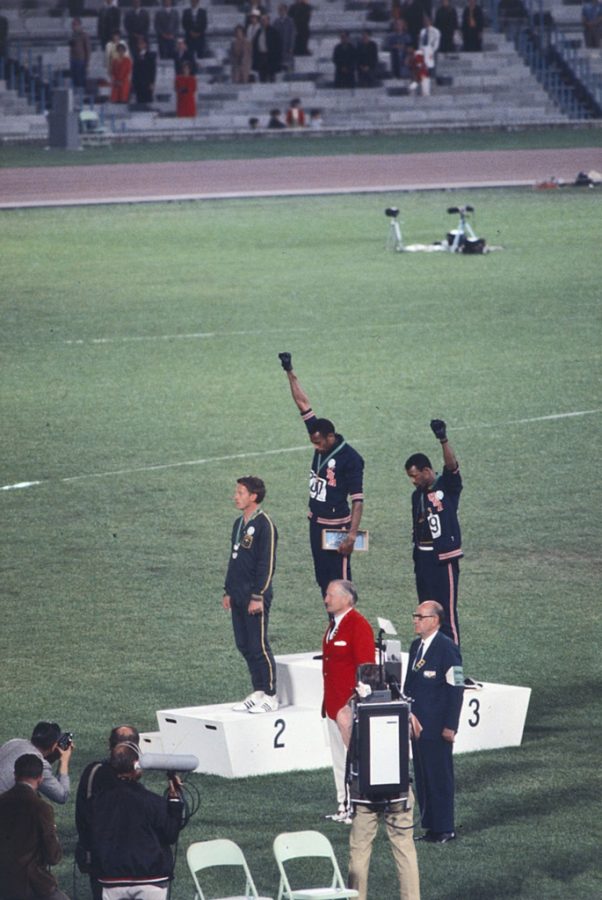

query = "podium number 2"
274;719;286;749
468;698;480;727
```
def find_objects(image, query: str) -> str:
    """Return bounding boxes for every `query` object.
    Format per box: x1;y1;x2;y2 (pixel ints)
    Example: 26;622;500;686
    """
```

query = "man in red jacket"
322;580;374;823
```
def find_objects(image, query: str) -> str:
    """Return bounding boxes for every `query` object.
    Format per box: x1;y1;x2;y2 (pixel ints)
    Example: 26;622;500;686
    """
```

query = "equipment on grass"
385;207;404;252
446;205;486;254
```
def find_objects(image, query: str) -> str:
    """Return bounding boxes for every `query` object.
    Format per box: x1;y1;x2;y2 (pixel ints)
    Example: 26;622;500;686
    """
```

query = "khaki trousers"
348;797;420;900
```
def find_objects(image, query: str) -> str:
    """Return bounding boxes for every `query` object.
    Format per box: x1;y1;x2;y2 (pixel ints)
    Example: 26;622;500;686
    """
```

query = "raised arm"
430;418;458;471
279;352;312;413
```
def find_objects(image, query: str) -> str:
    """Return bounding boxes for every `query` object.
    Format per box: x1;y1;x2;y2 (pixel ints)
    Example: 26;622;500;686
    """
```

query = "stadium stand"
0;0;599;143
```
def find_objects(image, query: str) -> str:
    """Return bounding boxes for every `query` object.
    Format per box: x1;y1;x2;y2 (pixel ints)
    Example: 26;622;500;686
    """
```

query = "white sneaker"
248;694;279;714
325;806;353;825
231;691;265;712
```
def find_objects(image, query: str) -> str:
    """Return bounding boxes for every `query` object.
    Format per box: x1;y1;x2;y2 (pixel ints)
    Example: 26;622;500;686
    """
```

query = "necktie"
414;641;425;668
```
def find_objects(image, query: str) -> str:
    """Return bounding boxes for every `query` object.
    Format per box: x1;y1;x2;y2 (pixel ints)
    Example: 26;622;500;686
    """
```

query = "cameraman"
90;742;184;899
0;722;72;804
76;724;140;900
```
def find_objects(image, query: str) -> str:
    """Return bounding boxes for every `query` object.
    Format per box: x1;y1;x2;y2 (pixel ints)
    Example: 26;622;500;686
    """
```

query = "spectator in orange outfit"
111;42;132;102
175;61;197;116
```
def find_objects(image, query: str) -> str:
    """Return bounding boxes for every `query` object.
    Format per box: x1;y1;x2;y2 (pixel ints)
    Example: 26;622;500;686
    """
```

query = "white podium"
140;652;531;778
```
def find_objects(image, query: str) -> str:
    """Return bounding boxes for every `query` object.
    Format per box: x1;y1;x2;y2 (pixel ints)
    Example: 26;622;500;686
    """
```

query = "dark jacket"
0;783;62;898
411;464;463;563
225;509;277;604
91;778;183;885
404;631;464;738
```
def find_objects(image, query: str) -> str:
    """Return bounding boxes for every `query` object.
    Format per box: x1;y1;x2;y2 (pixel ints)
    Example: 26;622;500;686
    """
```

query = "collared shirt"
327;606;352;641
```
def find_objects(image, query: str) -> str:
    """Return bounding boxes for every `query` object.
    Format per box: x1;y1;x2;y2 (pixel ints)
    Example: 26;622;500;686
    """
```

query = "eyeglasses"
412;614;436;620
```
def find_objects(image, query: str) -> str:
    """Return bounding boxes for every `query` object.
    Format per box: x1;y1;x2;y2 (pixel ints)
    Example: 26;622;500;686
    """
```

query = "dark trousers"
231;598;276;694
70;59;87;88
412;737;455;834
414;553;460;646
309;522;352;597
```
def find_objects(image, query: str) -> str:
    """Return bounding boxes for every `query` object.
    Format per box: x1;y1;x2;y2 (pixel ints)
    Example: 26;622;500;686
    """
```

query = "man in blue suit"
404;600;464;843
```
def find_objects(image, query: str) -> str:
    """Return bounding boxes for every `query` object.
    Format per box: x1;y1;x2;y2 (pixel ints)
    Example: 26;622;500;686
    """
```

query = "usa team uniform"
301;408;364;596
410;465;463;645
224;509;278;696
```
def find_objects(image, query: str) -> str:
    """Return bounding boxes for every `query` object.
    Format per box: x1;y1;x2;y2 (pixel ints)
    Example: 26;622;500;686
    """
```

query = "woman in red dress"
175;62;197;117
110;43;132;103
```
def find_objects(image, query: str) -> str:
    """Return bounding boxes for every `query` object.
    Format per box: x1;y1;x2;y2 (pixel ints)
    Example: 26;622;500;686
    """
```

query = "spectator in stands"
183;0;208;60
124;0;150;59
462;0;484;50
110;42;132;102
418;13;441;77
97;0;120;51
385;18;412;78
252;14;282;83
435;0;458;52
0;722;72;805
174;37;198;75
408;46;431;93
333;31;356;87
132;37;156;105
286;96;306;125
155;0;179;60
274;4;296;74
582;0;602;47
356;29;379;86
404;0;426;47
69;17;91;90
105;29;129;77
309;107;323;127
289;0;312;55
268;107;286;127
0;754;69;900
0;13;8;60
230;25;252;83
246;9;262;60
175;61;197;116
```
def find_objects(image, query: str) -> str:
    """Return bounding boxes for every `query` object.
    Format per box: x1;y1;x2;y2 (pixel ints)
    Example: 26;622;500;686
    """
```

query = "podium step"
140;653;531;778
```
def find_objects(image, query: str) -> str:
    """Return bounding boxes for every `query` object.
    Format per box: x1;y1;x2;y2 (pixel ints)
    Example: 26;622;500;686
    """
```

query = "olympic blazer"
404;631;464;739
302;408;365;527
322;608;375;720
224;509;277;604
411;465;463;564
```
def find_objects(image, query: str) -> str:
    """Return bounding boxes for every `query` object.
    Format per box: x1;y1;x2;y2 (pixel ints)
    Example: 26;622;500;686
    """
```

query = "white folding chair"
272;830;359;900
187;838;273;900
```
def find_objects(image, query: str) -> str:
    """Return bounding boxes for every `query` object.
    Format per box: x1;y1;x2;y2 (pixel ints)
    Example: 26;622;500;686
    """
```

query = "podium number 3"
274;719;286;749
468;698;480;727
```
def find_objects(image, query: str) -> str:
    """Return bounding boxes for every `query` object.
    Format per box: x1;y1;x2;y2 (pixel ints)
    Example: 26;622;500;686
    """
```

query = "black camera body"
57;732;73;751
385;207;399;218
347;665;411;808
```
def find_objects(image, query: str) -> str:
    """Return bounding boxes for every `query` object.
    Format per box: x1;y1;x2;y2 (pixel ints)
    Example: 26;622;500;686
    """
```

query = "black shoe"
414;831;434;842
431;831;456;843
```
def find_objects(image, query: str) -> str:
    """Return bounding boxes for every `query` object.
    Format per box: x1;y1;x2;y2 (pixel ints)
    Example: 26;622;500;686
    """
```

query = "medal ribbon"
316;440;347;475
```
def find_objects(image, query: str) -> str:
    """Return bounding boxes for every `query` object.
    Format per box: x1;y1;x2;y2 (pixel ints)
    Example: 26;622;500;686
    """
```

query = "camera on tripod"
347;624;411;809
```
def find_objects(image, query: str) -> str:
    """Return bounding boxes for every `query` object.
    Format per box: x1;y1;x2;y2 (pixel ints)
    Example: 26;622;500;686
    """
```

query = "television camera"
446;205;486;254
347;619;411;809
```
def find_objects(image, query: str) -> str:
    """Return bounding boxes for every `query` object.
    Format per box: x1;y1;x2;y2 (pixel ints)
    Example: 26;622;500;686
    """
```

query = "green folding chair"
273;830;359;900
187;838;274;900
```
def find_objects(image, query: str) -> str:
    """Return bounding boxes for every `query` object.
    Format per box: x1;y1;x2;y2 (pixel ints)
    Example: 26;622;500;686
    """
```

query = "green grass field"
1;185;601;899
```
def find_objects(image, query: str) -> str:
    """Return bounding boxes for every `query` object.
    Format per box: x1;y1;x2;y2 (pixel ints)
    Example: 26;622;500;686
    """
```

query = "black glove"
278;352;292;372
430;419;447;441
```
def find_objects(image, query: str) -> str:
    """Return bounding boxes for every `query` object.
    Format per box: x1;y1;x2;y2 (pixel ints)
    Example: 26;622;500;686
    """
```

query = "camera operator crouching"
0;721;73;805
